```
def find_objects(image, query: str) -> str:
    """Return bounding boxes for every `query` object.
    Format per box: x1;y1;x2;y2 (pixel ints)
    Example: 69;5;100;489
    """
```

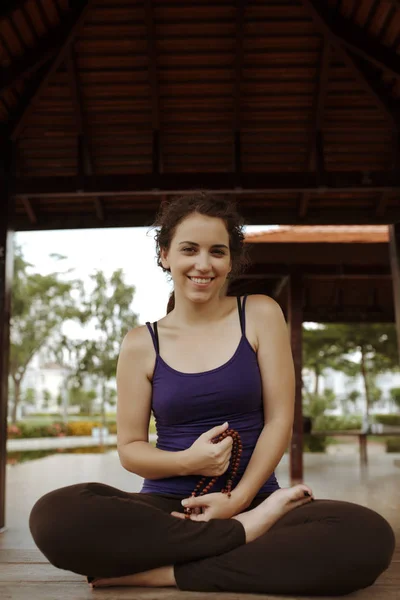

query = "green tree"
390;387;400;410
68;386;97;415
319;323;397;420
9;246;84;423
303;388;336;423
23;387;36;406
303;326;343;395
42;389;52;409
67;269;138;432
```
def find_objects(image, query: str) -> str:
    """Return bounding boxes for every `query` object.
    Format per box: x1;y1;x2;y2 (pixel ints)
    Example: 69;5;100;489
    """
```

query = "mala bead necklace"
184;429;242;519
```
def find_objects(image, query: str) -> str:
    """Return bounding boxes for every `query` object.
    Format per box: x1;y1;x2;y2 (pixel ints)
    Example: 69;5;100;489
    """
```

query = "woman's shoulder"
120;323;154;356
245;294;282;316
244;295;286;351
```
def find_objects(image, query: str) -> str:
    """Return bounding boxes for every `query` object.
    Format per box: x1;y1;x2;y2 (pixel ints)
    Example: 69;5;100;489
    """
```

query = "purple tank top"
141;296;280;497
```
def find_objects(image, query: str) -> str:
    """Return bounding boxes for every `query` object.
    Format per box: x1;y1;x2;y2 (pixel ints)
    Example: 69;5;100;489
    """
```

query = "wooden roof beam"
9;170;400;198
302;0;400;128
0;1;28;21
0;1;91;95
21;197;37;224
302;0;400;79
299;39;330;218
0;16;77;95
66;47;104;222
6;0;92;141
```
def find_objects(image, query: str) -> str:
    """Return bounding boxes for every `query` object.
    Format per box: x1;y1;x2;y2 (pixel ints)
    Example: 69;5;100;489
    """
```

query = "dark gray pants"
29;482;395;596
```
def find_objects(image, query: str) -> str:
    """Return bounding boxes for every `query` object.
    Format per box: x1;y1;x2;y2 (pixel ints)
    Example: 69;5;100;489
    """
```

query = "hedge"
373;414;400;427
7;421;118;439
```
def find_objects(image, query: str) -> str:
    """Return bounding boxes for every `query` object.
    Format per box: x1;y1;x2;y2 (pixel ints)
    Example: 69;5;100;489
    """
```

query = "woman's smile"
187;275;215;288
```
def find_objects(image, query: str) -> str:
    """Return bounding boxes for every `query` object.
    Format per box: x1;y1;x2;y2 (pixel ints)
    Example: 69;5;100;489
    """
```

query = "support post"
389;223;400;363
288;272;304;484
0;153;14;531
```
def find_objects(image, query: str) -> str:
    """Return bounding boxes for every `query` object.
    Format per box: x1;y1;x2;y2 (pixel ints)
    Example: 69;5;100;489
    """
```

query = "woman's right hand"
185;422;233;477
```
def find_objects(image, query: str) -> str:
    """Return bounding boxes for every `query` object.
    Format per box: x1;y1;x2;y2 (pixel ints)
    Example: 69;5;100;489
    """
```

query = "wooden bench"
312;430;400;467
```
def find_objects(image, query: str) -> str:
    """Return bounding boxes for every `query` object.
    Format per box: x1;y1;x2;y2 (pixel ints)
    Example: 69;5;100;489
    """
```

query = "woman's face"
161;212;232;303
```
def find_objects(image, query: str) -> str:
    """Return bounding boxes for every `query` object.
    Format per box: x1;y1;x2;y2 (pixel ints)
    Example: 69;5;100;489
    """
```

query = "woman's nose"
195;253;211;271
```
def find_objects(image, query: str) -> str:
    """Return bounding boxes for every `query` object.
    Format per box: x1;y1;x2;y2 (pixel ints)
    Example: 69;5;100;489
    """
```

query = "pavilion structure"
1;0;400;529
229;224;397;481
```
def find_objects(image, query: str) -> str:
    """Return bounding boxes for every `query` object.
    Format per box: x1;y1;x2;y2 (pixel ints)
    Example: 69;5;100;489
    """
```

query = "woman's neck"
168;294;230;328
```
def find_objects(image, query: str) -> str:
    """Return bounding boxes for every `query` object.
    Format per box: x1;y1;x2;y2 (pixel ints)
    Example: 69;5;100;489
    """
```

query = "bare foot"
233;484;314;543
90;565;176;589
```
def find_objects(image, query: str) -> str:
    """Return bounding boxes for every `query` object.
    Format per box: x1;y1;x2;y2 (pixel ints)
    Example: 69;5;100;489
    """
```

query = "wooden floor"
1;446;399;600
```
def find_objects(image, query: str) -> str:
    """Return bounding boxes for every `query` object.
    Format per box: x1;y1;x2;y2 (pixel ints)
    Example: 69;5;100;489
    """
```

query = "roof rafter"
0;1;29;21
302;0;400;129
0;14;83;96
21;196;37;224
66;46;104;222
299;38;330;218
302;0;400;79
6;0;92;141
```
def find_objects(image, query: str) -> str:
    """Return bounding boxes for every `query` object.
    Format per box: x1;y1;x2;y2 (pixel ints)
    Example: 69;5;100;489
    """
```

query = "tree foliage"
64;269;138;424
303;322;399;420
9;246;83;423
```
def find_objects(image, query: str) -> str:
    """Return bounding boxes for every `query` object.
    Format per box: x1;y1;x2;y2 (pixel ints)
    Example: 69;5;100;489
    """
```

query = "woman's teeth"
189;277;213;284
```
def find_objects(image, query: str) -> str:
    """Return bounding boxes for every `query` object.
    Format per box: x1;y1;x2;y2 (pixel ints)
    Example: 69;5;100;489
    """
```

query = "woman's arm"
116;326;190;479
232;295;295;510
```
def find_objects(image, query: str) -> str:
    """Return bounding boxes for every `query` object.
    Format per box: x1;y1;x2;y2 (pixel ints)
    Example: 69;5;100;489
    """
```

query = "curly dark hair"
153;192;249;277
151;192;249;313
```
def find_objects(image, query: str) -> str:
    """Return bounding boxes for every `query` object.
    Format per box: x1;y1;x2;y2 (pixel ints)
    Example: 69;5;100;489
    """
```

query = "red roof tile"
245;226;389;244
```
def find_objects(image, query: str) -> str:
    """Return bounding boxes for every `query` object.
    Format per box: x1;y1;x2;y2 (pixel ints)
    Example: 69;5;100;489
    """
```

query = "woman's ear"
160;247;170;270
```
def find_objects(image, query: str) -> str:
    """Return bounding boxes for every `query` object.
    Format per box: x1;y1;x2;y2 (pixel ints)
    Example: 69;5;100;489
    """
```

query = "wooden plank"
0;549;47;563
0;563;83;582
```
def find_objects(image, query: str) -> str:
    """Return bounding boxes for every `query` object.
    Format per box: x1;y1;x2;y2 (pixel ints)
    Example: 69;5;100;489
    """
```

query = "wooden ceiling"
2;0;400;230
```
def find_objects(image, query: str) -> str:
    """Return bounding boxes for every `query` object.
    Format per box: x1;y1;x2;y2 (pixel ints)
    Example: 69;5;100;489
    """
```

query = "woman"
29;193;395;595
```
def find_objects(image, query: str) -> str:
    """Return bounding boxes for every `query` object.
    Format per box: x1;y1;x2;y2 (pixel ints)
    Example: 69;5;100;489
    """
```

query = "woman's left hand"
171;492;242;521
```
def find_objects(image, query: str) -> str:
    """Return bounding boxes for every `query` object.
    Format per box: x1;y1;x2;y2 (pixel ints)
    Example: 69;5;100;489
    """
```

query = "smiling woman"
28;193;395;596
153;192;249;313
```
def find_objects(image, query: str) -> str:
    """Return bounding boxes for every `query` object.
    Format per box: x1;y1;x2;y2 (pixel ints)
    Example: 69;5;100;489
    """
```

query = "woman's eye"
213;249;225;255
182;247;194;252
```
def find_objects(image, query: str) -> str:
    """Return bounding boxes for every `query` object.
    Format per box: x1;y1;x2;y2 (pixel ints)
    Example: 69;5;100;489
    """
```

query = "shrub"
386;437;400;453
7;422;69;439
66;421;101;436
303;434;327;452
313;415;362;431
373;414;400;427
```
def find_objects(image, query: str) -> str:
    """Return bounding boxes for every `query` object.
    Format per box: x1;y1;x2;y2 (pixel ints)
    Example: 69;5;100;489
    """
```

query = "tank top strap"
237;295;248;336
145;321;159;354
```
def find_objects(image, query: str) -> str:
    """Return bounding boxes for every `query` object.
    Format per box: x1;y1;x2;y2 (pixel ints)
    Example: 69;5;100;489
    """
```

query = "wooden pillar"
389;223;400;363
0;150;14;531
288;272;304;484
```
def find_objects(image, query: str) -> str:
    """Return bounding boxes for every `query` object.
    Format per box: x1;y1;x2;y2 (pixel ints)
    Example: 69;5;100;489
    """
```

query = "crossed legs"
29;482;396;596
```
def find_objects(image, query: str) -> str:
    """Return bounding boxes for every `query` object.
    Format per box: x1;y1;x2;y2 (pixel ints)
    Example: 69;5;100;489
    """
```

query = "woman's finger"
170;511;186;519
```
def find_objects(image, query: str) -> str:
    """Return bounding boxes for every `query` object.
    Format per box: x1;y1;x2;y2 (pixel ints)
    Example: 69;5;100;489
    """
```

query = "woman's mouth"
187;276;215;286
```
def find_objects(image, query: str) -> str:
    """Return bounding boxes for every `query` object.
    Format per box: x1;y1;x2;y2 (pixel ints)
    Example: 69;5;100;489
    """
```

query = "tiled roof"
245;226;389;244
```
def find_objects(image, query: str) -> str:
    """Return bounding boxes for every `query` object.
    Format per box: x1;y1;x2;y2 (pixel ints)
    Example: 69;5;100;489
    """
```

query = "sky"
15;225;275;332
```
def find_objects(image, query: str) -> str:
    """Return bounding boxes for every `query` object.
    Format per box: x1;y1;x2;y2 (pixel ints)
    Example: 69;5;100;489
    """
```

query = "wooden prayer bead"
184;429;242;519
